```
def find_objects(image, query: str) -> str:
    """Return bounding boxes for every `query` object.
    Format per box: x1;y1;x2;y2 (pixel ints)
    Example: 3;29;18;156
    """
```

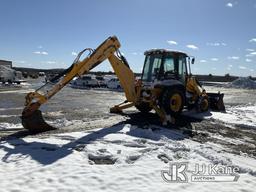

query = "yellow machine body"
21;36;225;133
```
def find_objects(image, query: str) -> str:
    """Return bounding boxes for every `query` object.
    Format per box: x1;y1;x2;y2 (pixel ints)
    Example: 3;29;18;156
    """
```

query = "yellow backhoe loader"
21;36;225;133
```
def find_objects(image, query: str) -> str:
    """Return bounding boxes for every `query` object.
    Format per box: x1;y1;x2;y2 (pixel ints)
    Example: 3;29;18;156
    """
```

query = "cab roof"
144;49;188;56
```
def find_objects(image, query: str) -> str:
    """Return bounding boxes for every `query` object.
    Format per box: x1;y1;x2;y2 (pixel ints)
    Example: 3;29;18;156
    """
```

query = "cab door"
178;55;188;85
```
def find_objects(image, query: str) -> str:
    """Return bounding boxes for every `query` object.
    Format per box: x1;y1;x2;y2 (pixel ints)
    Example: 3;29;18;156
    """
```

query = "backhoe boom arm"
22;36;137;132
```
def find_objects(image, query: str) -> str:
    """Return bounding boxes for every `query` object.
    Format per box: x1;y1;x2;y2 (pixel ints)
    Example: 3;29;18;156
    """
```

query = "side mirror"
191;58;195;64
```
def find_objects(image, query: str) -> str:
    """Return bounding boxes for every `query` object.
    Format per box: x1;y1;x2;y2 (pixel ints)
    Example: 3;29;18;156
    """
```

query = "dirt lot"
0;78;256;192
0;78;255;158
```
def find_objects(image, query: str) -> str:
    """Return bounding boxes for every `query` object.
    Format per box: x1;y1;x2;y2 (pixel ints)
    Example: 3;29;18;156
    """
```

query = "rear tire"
135;102;152;113
161;88;185;116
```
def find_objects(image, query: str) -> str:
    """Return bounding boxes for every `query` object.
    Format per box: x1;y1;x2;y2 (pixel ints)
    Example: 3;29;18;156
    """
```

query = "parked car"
95;76;107;87
107;78;121;89
39;72;45;76
72;75;98;87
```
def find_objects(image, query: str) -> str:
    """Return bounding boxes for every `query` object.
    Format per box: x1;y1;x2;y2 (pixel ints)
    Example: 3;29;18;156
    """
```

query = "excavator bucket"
21;110;56;133
207;92;225;111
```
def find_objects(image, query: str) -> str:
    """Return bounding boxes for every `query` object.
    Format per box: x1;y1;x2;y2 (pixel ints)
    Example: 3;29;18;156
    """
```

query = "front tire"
197;96;209;112
161;88;185;116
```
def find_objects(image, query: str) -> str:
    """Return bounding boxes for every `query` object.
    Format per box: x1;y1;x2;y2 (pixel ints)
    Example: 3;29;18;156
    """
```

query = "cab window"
142;54;162;82
162;56;175;79
178;55;187;83
163;57;175;73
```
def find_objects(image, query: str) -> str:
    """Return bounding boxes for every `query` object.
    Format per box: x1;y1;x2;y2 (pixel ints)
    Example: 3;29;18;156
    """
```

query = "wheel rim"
170;93;182;112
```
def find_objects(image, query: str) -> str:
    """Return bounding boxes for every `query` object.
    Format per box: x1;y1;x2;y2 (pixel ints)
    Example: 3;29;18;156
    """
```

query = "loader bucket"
207;92;225;111
21;110;56;133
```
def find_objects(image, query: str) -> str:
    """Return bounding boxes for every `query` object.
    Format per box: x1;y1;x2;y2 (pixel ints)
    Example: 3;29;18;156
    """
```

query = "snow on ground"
210;105;256;128
47;115;128;131
227;77;256;89
0;107;23;111
0;88;34;94
0;80;256;191
0;124;255;192
183;104;256;128
0;122;22;130
0;111;127;132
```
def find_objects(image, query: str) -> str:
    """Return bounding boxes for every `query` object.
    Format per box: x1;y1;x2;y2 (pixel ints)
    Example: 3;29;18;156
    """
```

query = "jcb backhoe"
21;36;225;133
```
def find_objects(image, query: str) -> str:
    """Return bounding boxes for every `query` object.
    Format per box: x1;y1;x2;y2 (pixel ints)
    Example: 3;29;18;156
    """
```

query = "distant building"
0;60;12;68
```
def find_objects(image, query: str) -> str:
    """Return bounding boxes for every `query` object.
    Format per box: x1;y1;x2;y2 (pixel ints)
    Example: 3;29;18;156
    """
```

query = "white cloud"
211;58;219;61
167;40;178;45
199;60;207;63
249;38;256;43
186;44;198;50
71;51;78;56
228;56;239;60
33;51;48;55
38;45;43;49
228;64;233;68
226;3;233;7
250;69;254;72
239;66;247;70
246;59;252;62
207;42;227;46
246;54;254;57
246;49;254;52
212;67;216;70
207;42;220;46
250;52;256;55
46;61;56;64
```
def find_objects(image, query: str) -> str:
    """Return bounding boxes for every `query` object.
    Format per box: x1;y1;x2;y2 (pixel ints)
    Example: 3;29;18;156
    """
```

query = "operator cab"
141;49;192;84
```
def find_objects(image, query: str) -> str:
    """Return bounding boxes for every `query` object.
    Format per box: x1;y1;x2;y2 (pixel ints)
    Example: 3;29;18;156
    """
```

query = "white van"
107;78;121;89
72;75;98;87
95;76;107;87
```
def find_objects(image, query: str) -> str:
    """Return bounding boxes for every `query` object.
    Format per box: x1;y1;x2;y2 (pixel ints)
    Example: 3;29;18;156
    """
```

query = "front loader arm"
22;36;137;132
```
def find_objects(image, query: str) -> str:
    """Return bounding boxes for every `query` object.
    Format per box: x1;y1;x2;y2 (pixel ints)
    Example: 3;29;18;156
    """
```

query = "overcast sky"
0;0;256;76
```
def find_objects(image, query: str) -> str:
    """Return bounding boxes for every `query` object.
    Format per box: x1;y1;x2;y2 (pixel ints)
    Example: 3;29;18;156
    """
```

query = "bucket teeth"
21;110;56;133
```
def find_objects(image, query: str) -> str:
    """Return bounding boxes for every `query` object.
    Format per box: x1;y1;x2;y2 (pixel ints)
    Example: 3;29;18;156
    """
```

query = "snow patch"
0;88;34;94
47;118;76;128
0;124;255;191
183;104;256;128
0;122;22;130
228;77;256;89
0;107;23;111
